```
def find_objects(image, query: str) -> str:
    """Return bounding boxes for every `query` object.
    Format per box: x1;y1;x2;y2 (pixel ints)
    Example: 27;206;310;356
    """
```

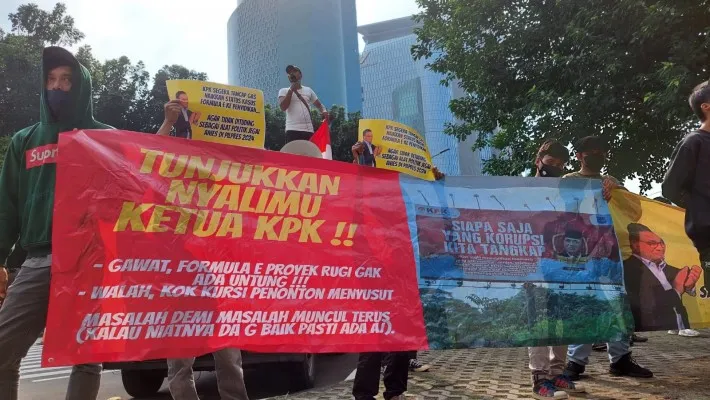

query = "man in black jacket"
172;91;193;139
352;129;380;167
623;223;701;332
663;81;710;280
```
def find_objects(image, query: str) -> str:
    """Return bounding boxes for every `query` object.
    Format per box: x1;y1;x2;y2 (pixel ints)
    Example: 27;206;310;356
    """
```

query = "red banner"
44;130;426;367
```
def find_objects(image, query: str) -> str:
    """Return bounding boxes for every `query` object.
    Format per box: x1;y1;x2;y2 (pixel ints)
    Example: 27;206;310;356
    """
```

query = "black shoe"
609;354;653;378
563;361;585;381
631;333;648;343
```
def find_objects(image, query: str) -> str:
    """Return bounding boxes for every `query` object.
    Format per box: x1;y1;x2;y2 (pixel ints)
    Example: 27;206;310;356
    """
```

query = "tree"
134;65;208;133
8;3;83;46
413;0;710;191
0;2;208;159
264;105;358;163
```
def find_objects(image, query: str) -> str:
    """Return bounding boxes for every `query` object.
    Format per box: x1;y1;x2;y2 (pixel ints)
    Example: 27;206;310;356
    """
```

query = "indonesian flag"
310;120;332;160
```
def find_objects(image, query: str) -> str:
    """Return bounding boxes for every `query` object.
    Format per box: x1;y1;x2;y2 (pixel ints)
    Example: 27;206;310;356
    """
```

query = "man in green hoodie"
0;46;113;400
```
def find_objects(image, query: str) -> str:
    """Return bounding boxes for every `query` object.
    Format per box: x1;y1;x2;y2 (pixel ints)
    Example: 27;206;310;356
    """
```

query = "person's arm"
157;100;182;136
0;136;22;285
279;84;298;112
352;142;363;164
662;136;698;208
312;98;329;121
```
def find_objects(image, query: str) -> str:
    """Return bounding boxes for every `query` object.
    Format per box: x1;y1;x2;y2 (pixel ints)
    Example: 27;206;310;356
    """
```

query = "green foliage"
9;3;83;46
0;2;358;169
413;0;710;191
422;286;631;349
0;136;11;171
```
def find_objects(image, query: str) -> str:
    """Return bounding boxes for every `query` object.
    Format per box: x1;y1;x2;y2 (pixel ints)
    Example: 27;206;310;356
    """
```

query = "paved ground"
19;350;359;400
267;330;710;400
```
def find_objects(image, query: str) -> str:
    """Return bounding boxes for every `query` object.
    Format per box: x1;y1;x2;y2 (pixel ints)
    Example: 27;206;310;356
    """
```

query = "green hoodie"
0;47;112;263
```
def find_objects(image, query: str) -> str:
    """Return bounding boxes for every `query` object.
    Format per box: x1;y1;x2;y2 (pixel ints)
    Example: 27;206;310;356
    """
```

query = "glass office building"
359;17;492;176
227;0;361;111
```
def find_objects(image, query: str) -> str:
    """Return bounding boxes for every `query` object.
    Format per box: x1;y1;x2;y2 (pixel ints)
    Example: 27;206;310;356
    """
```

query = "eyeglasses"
641;240;665;249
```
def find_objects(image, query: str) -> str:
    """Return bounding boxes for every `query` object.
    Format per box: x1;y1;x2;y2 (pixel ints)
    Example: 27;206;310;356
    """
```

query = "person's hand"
289;81;300;91
432;166;445;181
374;146;383;157
321;110;329;121
602;177;620;201
0;266;8;304
163;100;182;126
190;111;202;125
674;265;703;294
352;142;364;155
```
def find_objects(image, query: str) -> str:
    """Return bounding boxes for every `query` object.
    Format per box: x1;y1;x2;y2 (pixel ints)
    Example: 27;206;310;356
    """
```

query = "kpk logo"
26;144;59;169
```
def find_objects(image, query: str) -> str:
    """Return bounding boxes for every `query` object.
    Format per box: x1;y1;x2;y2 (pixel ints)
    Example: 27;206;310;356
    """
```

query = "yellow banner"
357;119;435;181
609;190;710;331
165;80;265;149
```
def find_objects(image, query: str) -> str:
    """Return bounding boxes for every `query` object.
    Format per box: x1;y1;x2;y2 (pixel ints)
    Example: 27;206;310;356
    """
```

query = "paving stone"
266;330;710;399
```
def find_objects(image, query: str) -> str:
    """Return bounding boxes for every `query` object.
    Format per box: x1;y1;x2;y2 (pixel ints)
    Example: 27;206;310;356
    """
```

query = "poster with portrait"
357;119;435;181
165;80;265;149
403;175;631;348
609;190;710;332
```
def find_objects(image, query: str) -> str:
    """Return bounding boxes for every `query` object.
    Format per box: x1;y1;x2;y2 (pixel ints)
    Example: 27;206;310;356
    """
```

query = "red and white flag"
310;120;332;160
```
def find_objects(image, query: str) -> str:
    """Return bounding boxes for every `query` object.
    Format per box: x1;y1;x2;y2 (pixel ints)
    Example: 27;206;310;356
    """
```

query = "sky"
0;0;661;194
0;0;421;83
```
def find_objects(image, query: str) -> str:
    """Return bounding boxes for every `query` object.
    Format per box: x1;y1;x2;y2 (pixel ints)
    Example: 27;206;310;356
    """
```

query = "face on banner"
401;175;631;348
165;80;266;149
609;190;710;332
358;119;435;181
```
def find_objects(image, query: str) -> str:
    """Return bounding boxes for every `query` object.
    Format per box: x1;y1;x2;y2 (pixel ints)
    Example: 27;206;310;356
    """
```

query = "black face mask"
538;163;563;178
583;154;605;172
46;89;71;121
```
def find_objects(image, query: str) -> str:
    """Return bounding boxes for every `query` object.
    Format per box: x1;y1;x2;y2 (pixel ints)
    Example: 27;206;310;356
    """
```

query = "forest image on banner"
402;176;632;349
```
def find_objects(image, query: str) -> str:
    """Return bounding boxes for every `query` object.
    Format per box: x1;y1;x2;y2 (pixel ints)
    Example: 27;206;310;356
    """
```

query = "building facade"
227;0;361;111
359;17;491;176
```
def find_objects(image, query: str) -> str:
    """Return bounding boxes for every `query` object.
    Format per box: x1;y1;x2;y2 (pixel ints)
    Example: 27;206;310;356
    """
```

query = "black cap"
574;136;608;153
565;230;583;239
286;65;301;73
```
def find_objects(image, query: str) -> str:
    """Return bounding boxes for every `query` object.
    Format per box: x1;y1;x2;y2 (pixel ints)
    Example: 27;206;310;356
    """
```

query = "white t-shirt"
278;86;318;132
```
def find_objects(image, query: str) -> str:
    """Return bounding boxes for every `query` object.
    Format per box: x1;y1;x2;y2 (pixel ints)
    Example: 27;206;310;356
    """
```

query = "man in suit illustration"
623;223;702;331
352;129;381;167
173;90;194;139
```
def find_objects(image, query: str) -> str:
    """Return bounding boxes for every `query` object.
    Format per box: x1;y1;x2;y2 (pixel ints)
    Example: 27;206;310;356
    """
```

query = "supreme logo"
26;144;59;169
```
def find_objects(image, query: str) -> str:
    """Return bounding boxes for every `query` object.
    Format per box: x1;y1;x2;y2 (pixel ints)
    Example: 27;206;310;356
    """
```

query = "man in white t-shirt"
278;65;328;143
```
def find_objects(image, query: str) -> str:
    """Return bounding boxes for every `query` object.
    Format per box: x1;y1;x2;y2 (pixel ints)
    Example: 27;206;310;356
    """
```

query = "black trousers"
352;352;409;400
699;248;710;278
285;130;313;143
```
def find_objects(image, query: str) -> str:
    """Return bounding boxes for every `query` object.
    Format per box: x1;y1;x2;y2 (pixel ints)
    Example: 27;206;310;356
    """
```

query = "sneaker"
631;333;648;342
550;374;586;393
678;329;700;337
562;361;585;381
609;353;653;378
532;380;568;399
408;358;431;372
668;330;679;335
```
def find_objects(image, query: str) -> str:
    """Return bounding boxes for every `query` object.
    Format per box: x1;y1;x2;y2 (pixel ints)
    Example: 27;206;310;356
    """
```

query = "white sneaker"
678;329;700;337
668;330;678;334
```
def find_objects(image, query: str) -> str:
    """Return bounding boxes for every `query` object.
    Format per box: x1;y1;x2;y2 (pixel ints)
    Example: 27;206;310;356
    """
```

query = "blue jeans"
567;340;630;365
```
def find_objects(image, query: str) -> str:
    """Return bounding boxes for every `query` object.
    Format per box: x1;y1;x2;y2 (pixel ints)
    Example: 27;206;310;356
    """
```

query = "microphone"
432;148;451;159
